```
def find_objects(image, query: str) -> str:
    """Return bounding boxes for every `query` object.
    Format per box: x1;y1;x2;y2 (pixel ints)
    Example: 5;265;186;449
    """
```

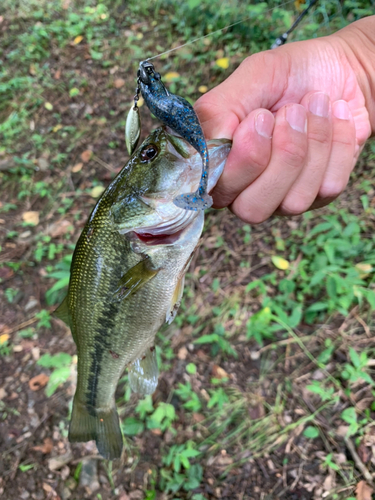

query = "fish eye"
140;144;158;162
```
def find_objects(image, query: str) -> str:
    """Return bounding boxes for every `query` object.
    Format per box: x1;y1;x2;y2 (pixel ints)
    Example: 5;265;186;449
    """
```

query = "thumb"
194;51;289;139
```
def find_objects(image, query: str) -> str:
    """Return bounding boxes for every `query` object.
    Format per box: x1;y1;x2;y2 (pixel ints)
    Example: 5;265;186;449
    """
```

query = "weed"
37;352;73;396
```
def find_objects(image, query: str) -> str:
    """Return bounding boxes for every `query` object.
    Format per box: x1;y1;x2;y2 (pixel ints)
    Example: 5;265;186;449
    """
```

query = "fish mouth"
134;227;186;246
133;209;197;246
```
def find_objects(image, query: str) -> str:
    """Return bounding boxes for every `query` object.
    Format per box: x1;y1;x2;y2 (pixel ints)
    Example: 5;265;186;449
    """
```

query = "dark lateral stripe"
86;301;119;411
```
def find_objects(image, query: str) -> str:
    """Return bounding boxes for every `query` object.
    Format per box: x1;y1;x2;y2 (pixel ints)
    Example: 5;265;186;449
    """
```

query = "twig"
344;435;374;486
3;317;38;335
354;313;371;337
258;335;311;354
92;154;116;172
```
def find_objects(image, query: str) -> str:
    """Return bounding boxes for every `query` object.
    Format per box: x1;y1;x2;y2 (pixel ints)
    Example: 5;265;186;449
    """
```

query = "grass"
1;0;375;498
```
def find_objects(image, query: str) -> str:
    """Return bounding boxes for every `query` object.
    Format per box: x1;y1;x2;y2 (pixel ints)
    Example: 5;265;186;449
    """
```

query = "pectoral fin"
112;257;159;302
128;347;159;395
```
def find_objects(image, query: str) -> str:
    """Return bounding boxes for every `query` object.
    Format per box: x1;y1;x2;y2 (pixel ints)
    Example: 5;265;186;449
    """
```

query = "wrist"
333;16;375;135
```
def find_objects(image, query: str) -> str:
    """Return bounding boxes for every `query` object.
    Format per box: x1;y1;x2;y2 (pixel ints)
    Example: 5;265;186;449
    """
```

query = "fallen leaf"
71;162;83;173
49;220;72;238
0;388;6;400
29;373;49;391
42;483;53;493
356;481;373;500
81;150;92;163
52;124;62;133
54;69;61;79
164;72;180;82
198;85;208;93
357;441;371;464
150;428;162;436
37;157;49;170
192;413;205;423
48;451;73;471
271;255;289;270
114;78;125;88
216;57;229;69
0;333;9;345
73;35;83;44
212;365;229;379
44;102;53;111
33;437;53;454
90;186;105;198
355;262;372;278
177;346;188;360
29;64;37;76
22;211;39;226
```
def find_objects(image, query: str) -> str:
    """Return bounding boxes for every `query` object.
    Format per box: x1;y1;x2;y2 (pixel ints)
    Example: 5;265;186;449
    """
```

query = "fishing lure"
136;60;212;211
125;86;141;156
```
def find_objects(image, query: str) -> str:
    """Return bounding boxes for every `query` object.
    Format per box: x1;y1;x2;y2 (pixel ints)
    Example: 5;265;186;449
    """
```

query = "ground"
1;1;375;500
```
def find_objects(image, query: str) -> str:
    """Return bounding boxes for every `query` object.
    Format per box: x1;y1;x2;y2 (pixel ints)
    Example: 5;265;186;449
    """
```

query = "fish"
56;126;230;460
137;61;211;212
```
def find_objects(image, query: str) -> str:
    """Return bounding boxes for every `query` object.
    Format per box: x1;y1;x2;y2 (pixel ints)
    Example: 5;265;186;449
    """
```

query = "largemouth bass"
56;127;230;460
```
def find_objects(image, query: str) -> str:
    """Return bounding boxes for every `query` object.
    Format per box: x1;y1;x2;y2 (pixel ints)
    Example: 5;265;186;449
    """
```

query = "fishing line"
146;0;310;61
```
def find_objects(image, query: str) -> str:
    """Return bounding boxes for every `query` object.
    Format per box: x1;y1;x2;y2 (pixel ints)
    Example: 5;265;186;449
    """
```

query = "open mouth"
132;206;197;246
134;228;185;246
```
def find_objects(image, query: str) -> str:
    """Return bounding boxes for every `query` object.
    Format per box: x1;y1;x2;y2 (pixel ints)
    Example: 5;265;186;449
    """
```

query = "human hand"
195;18;374;223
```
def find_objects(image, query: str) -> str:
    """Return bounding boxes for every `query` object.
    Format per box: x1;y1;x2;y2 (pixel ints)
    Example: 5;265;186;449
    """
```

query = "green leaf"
37;352;72;368
188;0;200;8
341;407;357;425
348;347;361;369
122;417;144;436
69;87;80;97
303;426;319;439
186;363;196;375
305;302;328;313
46;366;71;396
90;49;103;60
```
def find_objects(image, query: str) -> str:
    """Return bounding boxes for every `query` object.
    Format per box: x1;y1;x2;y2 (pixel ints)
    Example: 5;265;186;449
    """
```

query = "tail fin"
69;398;123;460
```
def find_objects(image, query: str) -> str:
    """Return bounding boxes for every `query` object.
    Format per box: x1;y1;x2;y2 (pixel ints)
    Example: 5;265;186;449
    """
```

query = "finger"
195;51;289;139
277;92;333;215
230;104;308;224
311;99;356;209
211;109;274;208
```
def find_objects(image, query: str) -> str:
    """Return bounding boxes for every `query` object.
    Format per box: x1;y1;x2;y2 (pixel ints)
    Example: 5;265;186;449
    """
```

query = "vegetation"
0;0;375;499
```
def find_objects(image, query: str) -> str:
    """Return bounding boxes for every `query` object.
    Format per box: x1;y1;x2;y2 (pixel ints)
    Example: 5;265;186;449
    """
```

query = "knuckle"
308;127;331;147
318;180;346;200
280;197;310;216
278;141;307;168
246;149;268;174
231;202;267;225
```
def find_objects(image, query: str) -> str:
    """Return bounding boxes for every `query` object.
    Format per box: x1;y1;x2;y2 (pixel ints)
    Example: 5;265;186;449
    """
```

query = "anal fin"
128;347;159;395
166;274;185;324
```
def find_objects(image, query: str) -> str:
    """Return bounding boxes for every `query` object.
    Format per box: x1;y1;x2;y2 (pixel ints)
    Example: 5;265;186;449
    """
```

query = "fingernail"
333;100;350;120
286;105;307;133
255;112;274;138
309;92;330;117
